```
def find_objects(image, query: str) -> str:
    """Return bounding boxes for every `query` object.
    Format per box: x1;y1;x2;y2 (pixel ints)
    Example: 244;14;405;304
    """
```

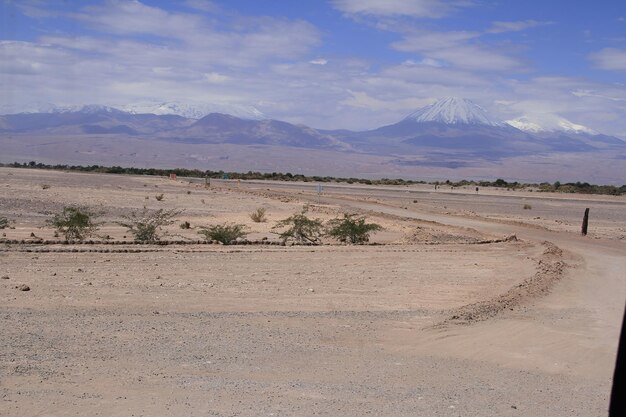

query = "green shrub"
0;216;8;229
48;206;100;240
273;210;323;244
249;207;267;223
326;213;382;244
198;224;246;244
118;208;181;242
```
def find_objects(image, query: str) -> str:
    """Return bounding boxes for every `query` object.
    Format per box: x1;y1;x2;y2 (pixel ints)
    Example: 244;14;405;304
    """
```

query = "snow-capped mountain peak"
121;101;267;120
505;115;597;135
0;102;123;115
504;116;543;133
404;97;499;126
0;101;267;120
73;104;124;114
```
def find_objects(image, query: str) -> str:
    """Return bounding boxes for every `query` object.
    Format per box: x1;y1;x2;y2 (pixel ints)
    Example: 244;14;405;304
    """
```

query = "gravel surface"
1;168;624;416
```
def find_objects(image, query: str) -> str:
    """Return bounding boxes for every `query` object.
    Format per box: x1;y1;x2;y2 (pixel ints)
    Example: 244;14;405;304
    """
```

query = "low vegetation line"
3;161;625;196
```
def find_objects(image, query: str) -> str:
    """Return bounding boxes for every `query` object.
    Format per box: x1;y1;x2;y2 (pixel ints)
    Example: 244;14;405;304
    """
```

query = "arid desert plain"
1;167;625;417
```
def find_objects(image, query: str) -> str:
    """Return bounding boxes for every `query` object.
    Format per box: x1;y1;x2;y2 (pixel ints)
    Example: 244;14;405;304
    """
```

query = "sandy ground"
1;168;625;416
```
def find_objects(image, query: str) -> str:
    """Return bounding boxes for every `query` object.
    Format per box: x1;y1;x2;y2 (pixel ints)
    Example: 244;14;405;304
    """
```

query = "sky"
1;0;625;137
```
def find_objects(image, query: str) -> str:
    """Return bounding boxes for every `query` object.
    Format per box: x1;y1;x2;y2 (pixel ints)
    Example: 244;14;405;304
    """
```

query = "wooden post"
581;208;589;236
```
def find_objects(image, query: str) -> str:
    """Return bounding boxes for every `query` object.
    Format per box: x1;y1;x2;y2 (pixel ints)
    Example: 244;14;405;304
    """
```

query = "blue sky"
1;0;625;136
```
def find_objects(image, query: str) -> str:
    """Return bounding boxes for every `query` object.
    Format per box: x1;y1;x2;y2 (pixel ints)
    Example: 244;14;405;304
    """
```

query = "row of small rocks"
0;248;163;253
1;239;211;245
0;239;314;246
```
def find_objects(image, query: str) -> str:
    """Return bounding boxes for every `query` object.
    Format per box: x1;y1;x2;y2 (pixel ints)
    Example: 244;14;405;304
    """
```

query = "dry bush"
326;213;382;244
118;208;182;242
273;210;323;244
249;207;267;223
198;224;247;244
47;206;100;240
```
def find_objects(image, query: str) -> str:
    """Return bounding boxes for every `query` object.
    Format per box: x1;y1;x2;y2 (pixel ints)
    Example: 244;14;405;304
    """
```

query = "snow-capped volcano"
505;114;597;135
403;98;599;135
121;101;267;120
404;97;499;126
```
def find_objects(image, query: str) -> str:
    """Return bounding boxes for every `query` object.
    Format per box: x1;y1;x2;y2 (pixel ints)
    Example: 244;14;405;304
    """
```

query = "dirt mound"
542;240;563;256
444;241;566;324
403;225;491;245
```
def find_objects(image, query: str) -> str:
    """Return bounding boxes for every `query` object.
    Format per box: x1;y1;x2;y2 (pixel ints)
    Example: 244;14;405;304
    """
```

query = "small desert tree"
118;208;181;242
48;206;100;240
273;209;324;244
326;213;382;244
0;216;8;229
198;223;247;244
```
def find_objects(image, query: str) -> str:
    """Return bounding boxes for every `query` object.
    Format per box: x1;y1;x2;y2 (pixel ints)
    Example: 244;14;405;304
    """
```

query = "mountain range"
0;101;268;121
1;98;625;183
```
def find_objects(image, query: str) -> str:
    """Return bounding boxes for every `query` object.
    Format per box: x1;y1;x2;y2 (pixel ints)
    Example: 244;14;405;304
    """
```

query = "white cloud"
572;90;626;102
13;1;59;19
391;30;524;71
410;58;446;67
426;45;524;71
0;2;322;119
487;20;554;34
330;0;471;18
382;61;488;86
309;58;328;65
183;0;218;13
58;2;320;68
589;48;626;71
340;90;432;111
0;40;74;75
204;72;230;83
75;0;205;39
39;20;320;69
392;30;479;51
